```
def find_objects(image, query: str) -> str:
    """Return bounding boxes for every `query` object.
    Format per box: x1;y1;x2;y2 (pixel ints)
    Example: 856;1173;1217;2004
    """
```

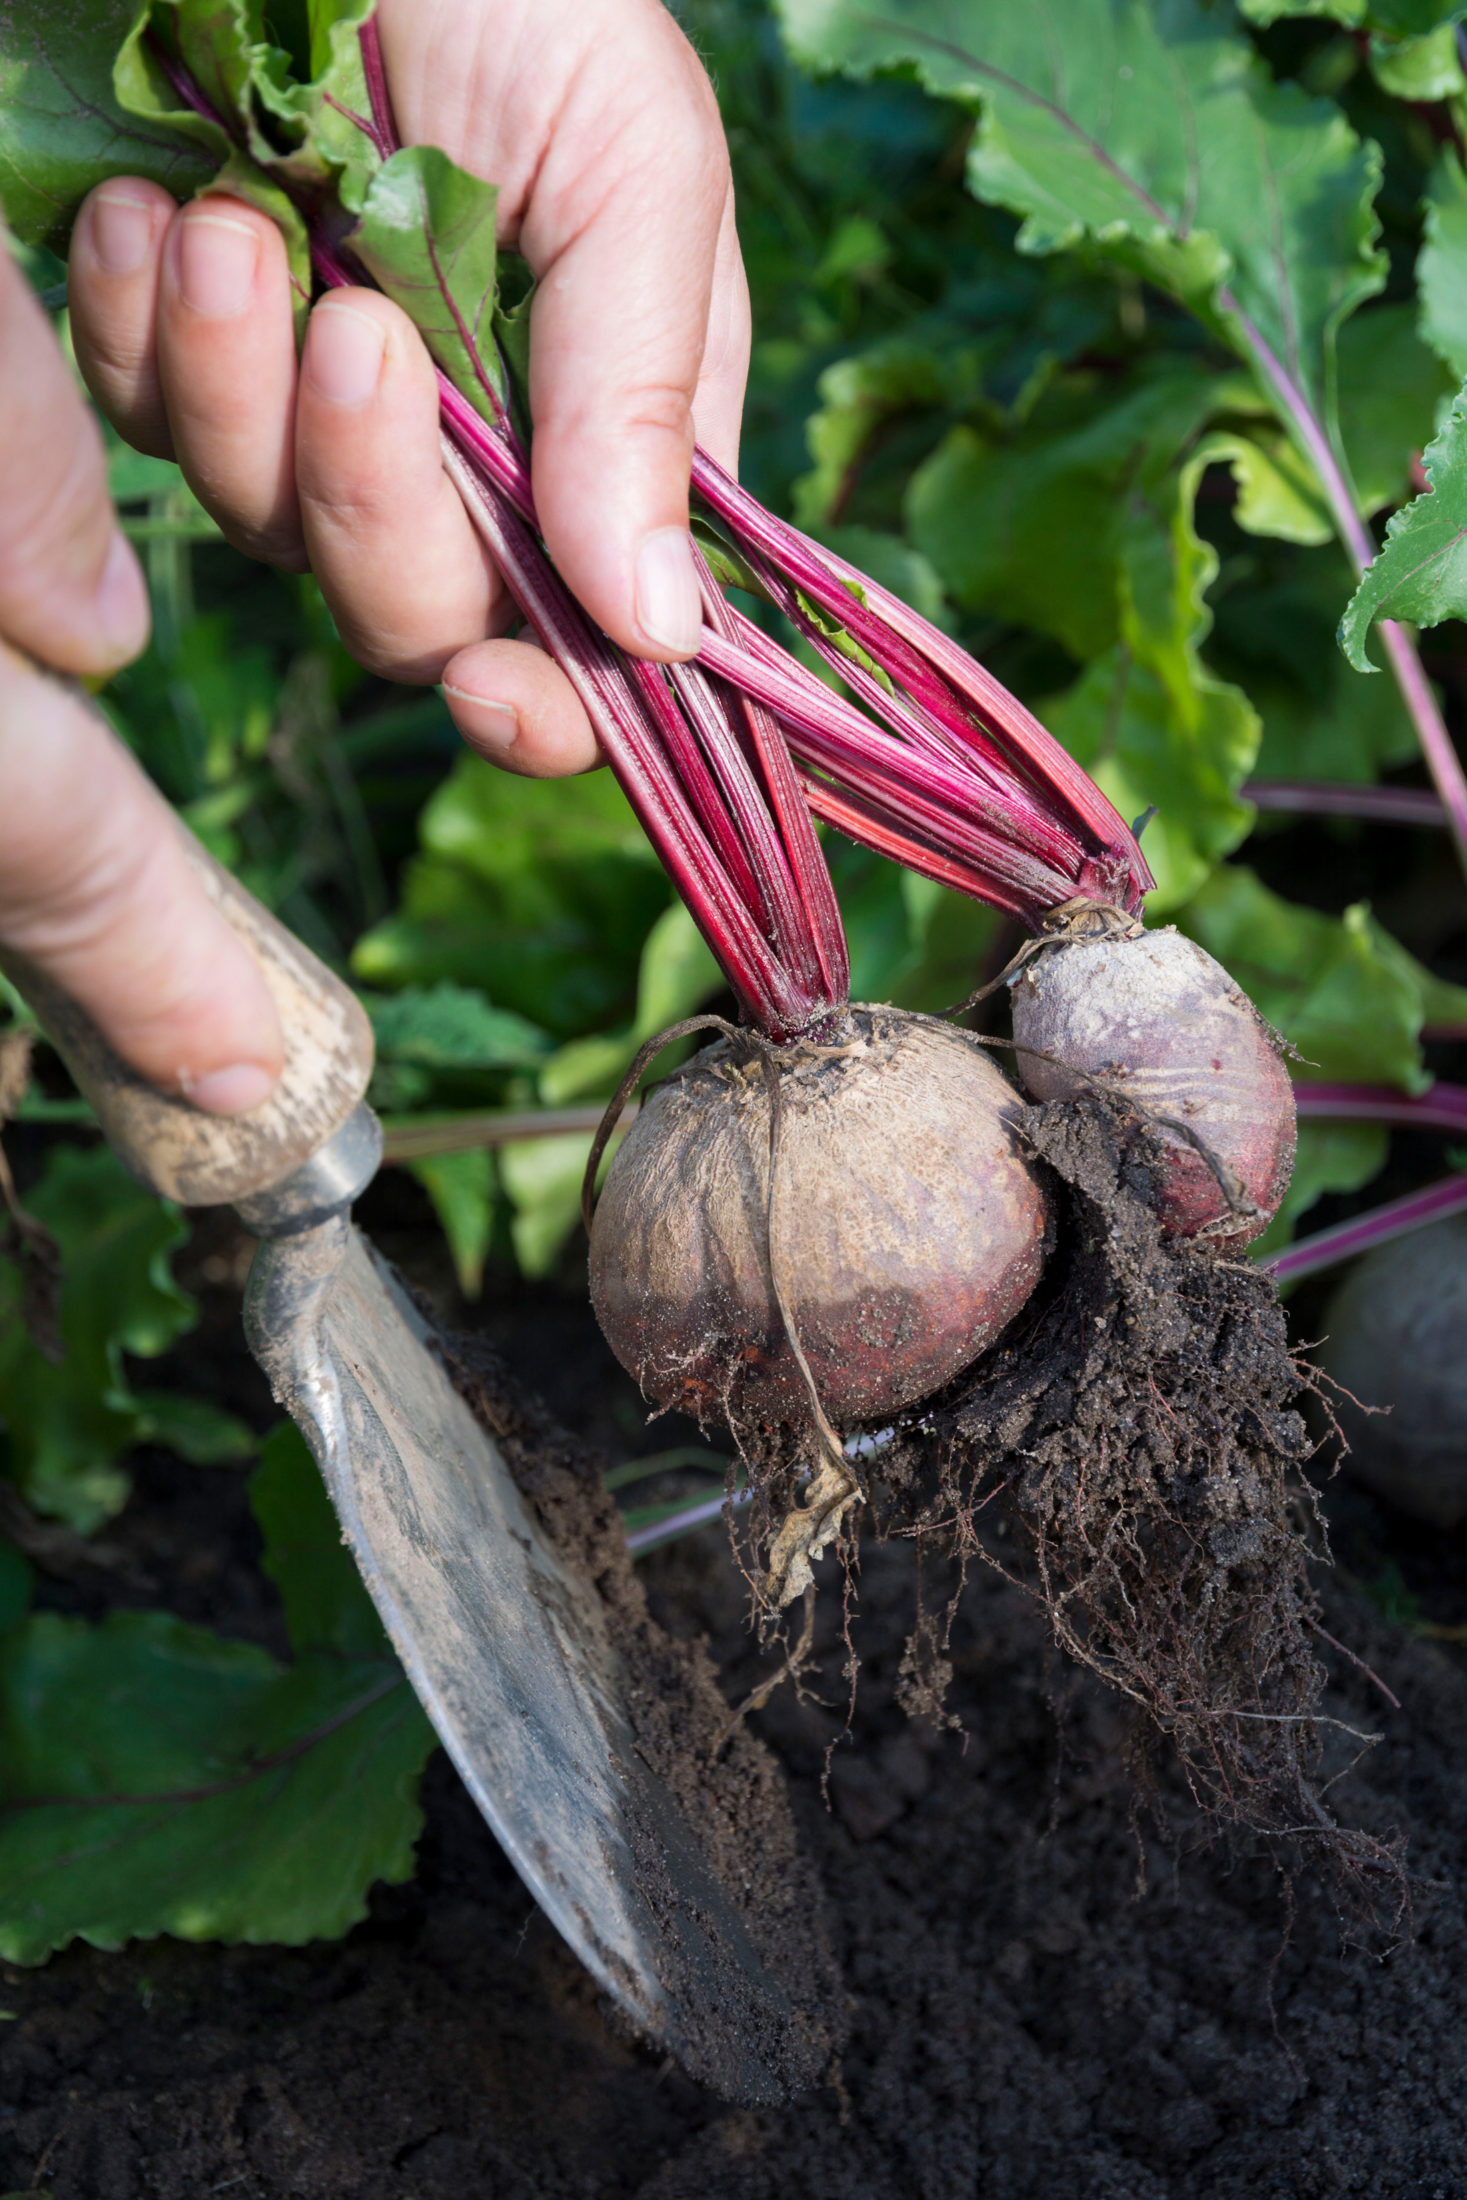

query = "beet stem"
1266;1170;1467;1283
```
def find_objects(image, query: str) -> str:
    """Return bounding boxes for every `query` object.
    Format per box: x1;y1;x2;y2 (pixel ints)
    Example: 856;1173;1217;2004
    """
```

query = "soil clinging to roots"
895;1091;1406;1900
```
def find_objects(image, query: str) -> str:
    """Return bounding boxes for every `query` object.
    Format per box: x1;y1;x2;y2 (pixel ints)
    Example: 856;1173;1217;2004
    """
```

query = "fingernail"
184;1062;278;1115
634;528;702;656
306;301;386;407
176;212;259;320
95;529;150;661
441;684;520;751
91;189;155;278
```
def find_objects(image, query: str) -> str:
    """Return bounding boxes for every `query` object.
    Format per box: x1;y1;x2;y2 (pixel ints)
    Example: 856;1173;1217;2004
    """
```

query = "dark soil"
4;1178;1467;2198
916;1095;1395;1890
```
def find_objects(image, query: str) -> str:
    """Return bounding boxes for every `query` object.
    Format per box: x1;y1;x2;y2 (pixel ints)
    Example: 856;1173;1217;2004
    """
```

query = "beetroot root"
1010;926;1295;1245
589;1009;1048;1427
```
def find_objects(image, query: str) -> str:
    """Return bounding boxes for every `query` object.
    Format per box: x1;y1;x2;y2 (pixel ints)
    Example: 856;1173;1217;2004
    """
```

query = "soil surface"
3;1178;1467;2199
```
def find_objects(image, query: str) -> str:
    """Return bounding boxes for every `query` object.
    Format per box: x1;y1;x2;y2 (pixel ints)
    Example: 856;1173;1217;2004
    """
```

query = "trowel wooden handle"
3;833;374;1209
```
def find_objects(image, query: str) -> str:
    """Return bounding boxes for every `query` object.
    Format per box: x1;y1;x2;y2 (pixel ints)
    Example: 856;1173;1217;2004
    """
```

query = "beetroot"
1320;1215;1467;1527
1009;924;1296;1245
589;1010;1047;1426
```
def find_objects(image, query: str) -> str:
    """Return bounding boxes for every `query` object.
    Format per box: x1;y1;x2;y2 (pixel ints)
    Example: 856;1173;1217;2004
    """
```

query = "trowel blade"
244;1218;800;2104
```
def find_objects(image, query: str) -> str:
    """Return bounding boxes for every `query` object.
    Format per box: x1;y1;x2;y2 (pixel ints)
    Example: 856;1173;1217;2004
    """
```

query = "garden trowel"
4;824;808;2105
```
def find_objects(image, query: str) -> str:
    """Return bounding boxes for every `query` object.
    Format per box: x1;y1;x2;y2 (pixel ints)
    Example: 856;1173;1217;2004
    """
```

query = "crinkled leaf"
1339;391;1467;671
1336;305;1455;515
352;756;672;1039
1222;428;1334;546
0;0;212;251
908;363;1250;662
0;1146;196;1532
249;0;380;214
779;0;1386;427
792;339;954;531
0;1610;433;1964
1420;149;1467;383
407;1149;496;1300
1179;863;1458;1091
366;982;550;1073
248;1420;388;1658
1213;550;1419;782
1239;0;1463;29
114;8;314;310
349;145;505;423
1369;22;1467;97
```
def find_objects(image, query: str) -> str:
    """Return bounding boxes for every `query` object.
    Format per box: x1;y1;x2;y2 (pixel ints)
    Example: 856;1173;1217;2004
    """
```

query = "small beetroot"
1010;925;1296;1245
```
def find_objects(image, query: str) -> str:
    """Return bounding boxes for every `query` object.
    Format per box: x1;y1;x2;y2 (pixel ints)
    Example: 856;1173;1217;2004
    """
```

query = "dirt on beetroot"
2;1190;1467;2200
872;1090;1402;1899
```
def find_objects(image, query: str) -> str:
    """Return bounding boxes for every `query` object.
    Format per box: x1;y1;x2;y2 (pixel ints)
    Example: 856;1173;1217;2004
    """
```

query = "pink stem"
1244;781;1447;827
357;14;399;152
1295;1081;1467;1135
439;436;822;1040
1266;1172;1467;1284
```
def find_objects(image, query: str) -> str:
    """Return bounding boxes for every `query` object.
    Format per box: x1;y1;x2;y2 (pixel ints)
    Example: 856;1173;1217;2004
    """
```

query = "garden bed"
2;1183;1465;2200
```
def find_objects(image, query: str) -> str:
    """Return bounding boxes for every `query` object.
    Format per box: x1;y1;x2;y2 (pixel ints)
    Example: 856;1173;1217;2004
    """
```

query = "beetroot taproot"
589;1009;1047;1426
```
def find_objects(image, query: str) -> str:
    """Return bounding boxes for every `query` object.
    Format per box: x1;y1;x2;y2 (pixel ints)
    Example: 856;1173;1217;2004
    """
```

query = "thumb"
0;649;284;1114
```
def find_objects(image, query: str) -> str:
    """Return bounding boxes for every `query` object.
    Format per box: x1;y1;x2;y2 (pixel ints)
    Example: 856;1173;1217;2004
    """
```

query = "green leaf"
407;1148;496;1300
248;1422;388;1659
353;756;673;1040
1179;863;1455;1091
1335;305;1455;516
1339;390;1467;671
1368;22;1467;98
908;363;1248;661
1213;549;1419;783
1249;1118;1389;1259
1049;435;1261;909
629;901;724;1043
349;146;505;424
249;0;380;214
0;1146;196;1531
1221;428;1334;547
1419;149;1467;384
0;0;212;252
780;0;1385;433
131;1391;257;1466
499;1132;598;1279
512;902;722;1267
0;1610;432;1963
792;340;952;531
1238;0;1463;31
366;982;550;1074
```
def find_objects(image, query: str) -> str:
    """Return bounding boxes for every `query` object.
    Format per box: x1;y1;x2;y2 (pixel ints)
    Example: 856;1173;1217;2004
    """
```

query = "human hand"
66;0;751;779
0;243;284;1112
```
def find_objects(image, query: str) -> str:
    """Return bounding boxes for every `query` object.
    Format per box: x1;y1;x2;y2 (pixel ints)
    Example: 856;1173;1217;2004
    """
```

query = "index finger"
0;243;150;674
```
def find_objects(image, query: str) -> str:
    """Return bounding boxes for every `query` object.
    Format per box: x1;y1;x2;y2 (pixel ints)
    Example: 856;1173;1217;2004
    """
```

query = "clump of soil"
436;1328;845;2101
887;1092;1404;1897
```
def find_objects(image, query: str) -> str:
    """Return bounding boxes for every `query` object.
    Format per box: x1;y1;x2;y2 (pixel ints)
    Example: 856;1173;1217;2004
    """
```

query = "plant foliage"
0;0;1466;1961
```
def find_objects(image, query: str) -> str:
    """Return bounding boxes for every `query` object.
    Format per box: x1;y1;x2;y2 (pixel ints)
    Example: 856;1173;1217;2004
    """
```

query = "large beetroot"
590;1011;1046;1426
